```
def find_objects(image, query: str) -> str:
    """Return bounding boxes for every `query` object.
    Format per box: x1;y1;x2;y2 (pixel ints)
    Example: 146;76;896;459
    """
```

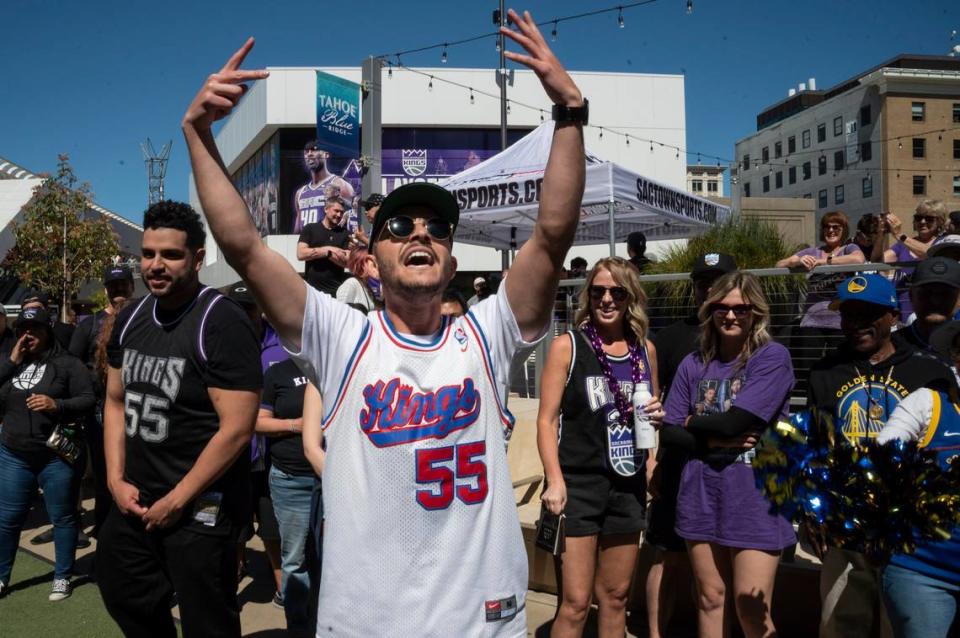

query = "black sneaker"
272;591;284;608
30;528;54;545
76;530;91;549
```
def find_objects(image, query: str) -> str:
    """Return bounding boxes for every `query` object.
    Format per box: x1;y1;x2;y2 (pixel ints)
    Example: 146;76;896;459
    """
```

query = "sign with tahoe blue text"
315;71;360;159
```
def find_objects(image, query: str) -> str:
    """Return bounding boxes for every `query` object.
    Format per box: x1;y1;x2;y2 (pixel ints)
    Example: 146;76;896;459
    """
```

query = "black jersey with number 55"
107;286;262;508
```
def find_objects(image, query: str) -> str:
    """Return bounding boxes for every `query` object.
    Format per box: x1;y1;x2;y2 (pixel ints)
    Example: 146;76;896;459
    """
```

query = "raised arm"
182;38;307;349
500;10;585;341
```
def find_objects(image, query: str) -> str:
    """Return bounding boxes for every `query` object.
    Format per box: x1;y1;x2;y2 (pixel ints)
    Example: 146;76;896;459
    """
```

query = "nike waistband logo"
944;431;960;437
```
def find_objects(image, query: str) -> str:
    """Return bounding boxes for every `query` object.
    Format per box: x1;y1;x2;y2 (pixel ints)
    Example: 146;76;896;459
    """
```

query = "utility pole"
361;56;384;234
495;2;507;151
141;138;171;206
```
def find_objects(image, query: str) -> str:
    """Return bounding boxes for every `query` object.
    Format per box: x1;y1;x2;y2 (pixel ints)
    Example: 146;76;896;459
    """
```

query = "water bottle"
632;381;656;450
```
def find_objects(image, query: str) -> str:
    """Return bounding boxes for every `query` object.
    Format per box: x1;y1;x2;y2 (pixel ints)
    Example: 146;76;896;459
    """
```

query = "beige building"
733;55;960;226
687;163;725;197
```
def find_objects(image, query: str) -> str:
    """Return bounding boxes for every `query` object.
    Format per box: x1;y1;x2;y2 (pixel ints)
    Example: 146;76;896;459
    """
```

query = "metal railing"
509;262;902;407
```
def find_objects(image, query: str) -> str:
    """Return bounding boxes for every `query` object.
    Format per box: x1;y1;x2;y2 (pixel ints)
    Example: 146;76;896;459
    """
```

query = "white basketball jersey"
294;287;532;638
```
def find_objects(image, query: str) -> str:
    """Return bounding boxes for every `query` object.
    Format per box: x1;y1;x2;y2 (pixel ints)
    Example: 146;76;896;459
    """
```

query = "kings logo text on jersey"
359;377;481;447
122;349;186;401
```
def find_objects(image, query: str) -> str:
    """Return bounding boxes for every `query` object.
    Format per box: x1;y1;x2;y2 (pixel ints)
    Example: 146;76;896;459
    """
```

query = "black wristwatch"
552;98;589;125
899;234;907;243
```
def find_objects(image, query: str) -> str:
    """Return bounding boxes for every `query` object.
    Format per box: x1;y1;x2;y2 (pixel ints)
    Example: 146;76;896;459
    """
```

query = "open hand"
183;38;269;132
500;10;582;108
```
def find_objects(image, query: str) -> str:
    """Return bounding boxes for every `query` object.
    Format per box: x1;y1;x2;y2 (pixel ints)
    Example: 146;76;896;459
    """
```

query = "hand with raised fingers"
183;38;269;132
500;9;582;108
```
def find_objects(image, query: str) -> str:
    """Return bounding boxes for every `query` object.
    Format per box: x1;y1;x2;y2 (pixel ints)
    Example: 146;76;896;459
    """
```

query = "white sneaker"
49;578;71;601
0;581;7;598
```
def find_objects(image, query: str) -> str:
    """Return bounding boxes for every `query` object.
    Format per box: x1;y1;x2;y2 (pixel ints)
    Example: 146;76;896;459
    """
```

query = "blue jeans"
269;465;314;636
883;563;959;638
0;444;81;582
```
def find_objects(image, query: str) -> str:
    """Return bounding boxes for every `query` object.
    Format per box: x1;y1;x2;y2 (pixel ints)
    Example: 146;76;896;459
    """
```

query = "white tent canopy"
440;122;731;251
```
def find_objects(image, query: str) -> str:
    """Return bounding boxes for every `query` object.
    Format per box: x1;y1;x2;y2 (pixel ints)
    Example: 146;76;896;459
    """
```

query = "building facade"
687;163;725;197
190;65;687;288
734;55;960;227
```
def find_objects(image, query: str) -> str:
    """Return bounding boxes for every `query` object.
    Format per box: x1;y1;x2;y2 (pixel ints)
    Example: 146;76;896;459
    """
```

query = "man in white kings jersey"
183;10;586;636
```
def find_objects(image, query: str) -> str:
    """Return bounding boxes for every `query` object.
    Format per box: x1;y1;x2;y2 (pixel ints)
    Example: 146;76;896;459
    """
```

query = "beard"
376;253;449;304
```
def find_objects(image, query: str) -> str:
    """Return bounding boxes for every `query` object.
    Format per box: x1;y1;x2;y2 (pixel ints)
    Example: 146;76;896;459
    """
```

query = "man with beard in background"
291;140;355;234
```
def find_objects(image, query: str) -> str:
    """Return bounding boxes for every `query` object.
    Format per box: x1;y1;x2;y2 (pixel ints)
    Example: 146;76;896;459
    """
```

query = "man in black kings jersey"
97;201;262;638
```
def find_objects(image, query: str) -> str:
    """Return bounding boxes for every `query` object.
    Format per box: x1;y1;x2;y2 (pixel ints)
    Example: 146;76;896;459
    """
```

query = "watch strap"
552;98;589;125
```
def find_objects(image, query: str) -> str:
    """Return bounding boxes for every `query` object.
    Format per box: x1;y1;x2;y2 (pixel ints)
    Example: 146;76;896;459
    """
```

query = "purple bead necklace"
582;321;646;427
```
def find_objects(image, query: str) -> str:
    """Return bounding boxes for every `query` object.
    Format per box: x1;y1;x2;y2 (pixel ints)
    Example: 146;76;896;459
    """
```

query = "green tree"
6;155;119;320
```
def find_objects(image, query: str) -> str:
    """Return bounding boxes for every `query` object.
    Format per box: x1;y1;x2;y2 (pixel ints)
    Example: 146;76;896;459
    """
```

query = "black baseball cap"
369;183;460;245
16;307;51;331
103;265;133;284
362;193;384;209
909;257;960;288
228;282;257;307
691;253;737;280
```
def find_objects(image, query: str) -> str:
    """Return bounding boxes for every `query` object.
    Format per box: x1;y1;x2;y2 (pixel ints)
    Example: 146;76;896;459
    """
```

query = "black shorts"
562;470;646;537
644;450;688;553
238;470;280;543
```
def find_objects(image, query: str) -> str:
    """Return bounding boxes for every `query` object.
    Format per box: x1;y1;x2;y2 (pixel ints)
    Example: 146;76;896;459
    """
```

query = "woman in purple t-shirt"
537;257;663;638
776;211;864;330
661;271;796;638
882;200;948;321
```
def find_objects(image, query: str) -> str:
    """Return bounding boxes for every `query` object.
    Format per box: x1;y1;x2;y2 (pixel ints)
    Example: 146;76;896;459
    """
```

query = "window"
762;175;770;193
803;161;812;180
954;176;960;197
954;140;960;160
954;103;960;123
861;142;872;162
774;141;783;159
817;123;826;143
913;138;925;159
860;105;871;126
835;185;844;205
742;154;750;171
833;116;843;136
802;130;811;149
834;150;845;171
775;171;783;188
912;102;925;122
691;180;703;192
707;181;718;193
788;136;796;154
818;189;828;208
818;155;827;176
789;166;797;184
762;146;769;163
744;182;751;197
913;175;926;196
862;177;873;198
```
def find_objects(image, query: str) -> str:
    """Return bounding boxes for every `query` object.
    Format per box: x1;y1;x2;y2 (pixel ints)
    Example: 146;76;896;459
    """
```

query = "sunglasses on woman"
709;303;754;318
384;215;454;241
913;214;939;224
588;285;629;303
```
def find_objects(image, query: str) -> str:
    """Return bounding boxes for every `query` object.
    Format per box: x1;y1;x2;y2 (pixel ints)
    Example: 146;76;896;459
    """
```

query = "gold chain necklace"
852;363;895;420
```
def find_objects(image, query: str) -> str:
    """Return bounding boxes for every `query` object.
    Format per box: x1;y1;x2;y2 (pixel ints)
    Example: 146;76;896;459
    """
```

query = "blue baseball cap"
829;274;899;311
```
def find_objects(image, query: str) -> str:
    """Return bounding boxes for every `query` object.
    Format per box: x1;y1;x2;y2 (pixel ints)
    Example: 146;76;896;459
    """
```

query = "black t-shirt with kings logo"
261;358;312;476
107;286;262;523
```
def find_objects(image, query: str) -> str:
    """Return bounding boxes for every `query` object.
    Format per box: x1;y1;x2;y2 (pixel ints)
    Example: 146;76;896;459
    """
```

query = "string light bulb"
441;44;448;63
649;141;654;152
469;89;474;104
540;110;545;122
676;149;680;159
428;76;433;91
686;0;693;15
599;127;604;139
387;65;393;79
551;21;558;41
618;7;625;28
506;100;511;114
898;140;903;149
625;135;630;147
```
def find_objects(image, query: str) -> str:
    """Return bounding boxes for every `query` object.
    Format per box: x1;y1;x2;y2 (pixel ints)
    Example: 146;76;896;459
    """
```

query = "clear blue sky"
3;0;957;225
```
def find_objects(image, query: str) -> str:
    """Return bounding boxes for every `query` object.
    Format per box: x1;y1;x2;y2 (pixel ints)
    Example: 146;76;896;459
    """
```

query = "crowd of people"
0;11;957;638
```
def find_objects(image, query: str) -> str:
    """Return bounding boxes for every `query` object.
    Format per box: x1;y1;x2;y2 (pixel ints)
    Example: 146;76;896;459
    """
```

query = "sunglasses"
384;215;453;241
822;224;843;232
589;285;629;303
914;215;939;224
709;303;754;318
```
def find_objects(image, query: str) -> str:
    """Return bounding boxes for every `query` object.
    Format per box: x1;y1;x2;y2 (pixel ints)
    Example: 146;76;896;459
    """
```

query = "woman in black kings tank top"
536;257;664;638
